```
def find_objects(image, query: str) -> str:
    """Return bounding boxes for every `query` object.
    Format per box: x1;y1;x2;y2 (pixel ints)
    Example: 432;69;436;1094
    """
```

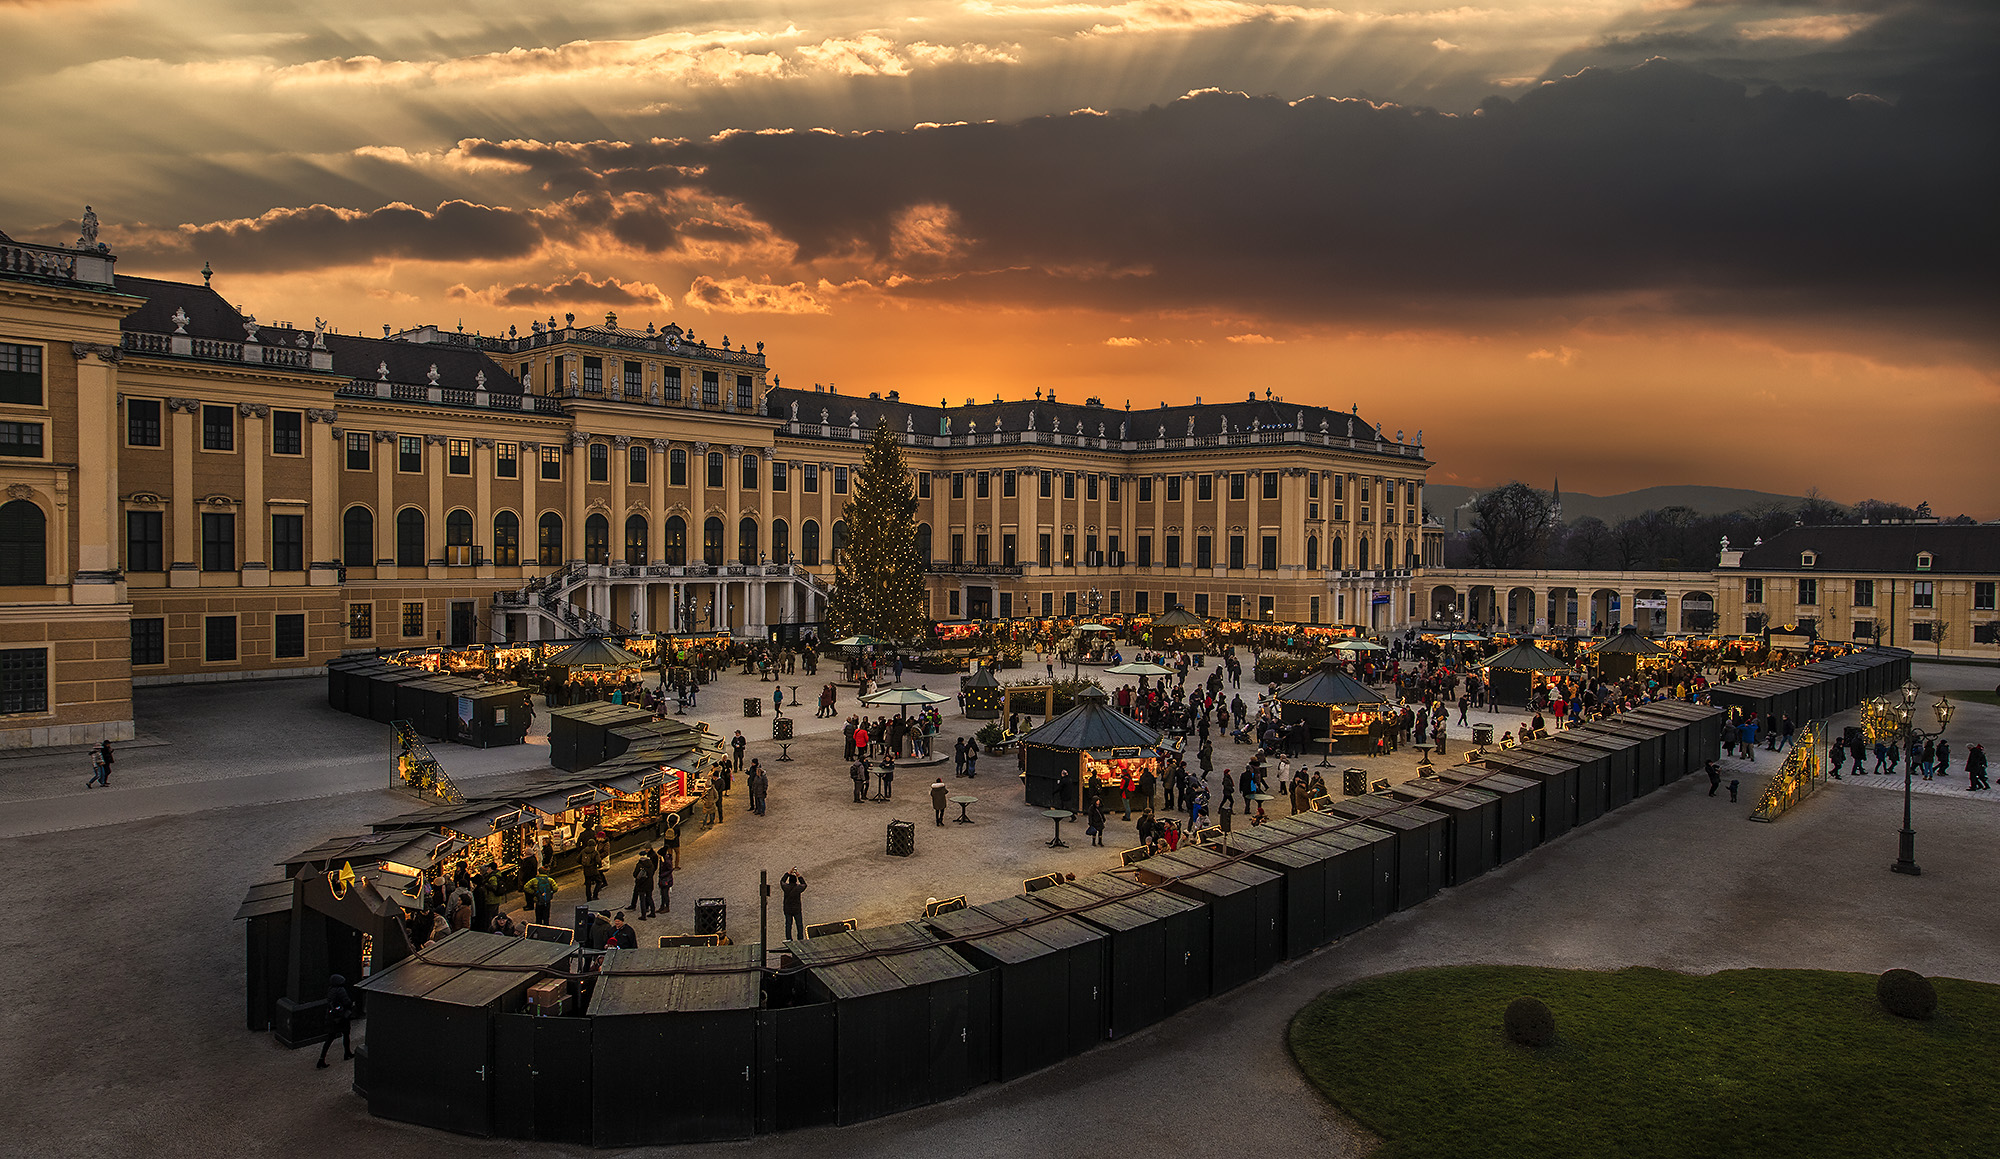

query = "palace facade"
0;221;1440;748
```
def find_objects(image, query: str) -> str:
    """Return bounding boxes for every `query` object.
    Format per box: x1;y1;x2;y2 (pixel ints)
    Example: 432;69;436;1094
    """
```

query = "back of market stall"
786;922;990;1124
1066;872;1212;1013
1322;794;1448;911
1133;845;1282;990
588;944;763;1146
355;930;575;1137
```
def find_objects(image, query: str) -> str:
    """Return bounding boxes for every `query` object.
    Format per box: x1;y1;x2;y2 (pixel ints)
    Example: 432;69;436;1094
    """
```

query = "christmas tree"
825;420;928;642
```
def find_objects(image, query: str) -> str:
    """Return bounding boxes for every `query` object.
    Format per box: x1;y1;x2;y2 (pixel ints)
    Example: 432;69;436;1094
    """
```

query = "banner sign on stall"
566;789;599;811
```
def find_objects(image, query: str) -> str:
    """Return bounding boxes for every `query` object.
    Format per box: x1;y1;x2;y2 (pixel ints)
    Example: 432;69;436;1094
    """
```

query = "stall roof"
851;923;980;987
593;944;762;1014
926;904;1067;966
1479;641;1569;671
1592;626;1668;656
1150;607;1206;628
1066;871;1207;920
519;781;605;815
1026;882;1151;933
788;929;919;1000
234;879;293;921
1019;686;1163;751
1273;661;1385;707
964;666;1002;689
421;936;575;1008
355;929;517;998
546;636;645;670
279;830;420;871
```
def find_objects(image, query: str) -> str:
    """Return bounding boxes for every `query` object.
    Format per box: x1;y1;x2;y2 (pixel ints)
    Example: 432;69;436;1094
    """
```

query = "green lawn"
1289;966;2000;1159
1939;688;1999;709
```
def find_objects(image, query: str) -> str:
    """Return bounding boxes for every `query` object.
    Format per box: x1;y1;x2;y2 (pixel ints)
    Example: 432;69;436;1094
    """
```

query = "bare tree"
1558;516;1611;568
1467;483;1552;568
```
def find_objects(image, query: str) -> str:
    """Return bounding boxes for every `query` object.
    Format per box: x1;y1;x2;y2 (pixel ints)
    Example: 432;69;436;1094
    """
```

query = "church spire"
1550;476;1563;526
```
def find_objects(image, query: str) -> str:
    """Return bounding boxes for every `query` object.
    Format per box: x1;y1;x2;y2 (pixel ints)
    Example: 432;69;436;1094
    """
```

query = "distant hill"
1427;484;1837;529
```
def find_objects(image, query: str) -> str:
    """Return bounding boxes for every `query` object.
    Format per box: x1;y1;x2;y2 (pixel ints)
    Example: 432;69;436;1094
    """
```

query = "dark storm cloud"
145;199;542;272
455;272;665;308
623;60;1993;327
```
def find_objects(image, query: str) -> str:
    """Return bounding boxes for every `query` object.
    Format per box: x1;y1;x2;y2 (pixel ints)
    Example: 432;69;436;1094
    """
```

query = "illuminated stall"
1477;640;1570;708
1272;660;1389;757
1589;625;1669;681
1018;686;1164;810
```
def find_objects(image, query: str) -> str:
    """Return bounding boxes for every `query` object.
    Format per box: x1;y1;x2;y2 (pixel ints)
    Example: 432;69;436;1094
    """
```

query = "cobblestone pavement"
0;659;1993;1158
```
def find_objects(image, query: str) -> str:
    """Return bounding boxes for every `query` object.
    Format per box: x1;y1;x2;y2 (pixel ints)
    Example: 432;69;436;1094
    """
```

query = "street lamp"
1890;680;1954;877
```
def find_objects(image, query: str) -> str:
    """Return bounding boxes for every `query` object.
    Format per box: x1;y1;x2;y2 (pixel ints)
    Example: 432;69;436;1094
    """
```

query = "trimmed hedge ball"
1877;969;1938;1020
1504;996;1557;1047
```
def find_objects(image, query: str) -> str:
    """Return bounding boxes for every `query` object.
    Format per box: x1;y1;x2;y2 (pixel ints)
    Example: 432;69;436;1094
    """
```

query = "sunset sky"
4;0;1993;514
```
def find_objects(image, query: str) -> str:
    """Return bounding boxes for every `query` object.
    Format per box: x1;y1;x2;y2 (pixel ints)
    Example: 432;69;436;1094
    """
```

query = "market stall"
960;665;1004;719
1272;660;1390;756
1589;625;1669;681
1477;639;1570;708
1017;686;1164;810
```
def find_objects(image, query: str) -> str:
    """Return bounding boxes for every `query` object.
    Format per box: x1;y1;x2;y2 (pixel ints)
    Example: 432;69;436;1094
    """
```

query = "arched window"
1330;536;1343;570
915;523;932;564
396;509;426;567
0;499;47;585
588;442;609;482
342;506;374;568
625;515;649;565
663;515;687;565
445;509;473;547
1405;538;1416;569
703;517;724;566
492;511;520;566
584;513;610;565
801;520;821;566
831;520;848;561
738;517;759;564
771;519;790;564
1357;536;1370;570
1305;537;1319;572
669;448;687;486
538;512;563;565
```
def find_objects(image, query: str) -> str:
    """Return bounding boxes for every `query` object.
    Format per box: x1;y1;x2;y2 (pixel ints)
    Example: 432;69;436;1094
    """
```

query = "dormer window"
1916;552;1933;571
1800;551;1816;568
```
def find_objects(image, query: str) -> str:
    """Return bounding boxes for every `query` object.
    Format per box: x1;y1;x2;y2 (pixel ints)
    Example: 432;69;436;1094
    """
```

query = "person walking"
1707;759;1722;797
749;761;768;815
964;746;979;778
85;747;109;788
932;777;950;826
780;868;808;941
661;815;681;870
315;974;355;1069
953;737;968;778
1936;739;1952;776
96;739;115;785
580;844;607;903
730;730;747;776
658;856;674;913
527;867;557;927
1966;744;1988;791
1828;741;1846;779
629;847;657;920
1086;797;1107;846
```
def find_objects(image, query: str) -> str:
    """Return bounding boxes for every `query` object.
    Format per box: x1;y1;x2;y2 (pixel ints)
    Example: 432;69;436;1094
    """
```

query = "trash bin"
887;820;916;857
742;697;762;717
1342;767;1369;797
694;897;727;935
773;716;794;741
1472;723;1495;746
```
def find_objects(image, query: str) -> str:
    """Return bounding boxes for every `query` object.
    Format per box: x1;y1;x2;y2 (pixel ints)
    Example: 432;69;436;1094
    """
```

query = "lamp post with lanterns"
1883;679;1954;876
